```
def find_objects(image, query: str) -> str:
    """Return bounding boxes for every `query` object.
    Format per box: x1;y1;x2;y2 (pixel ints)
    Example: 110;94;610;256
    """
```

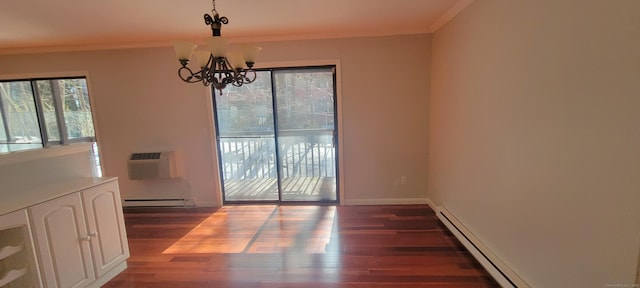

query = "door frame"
208;60;345;205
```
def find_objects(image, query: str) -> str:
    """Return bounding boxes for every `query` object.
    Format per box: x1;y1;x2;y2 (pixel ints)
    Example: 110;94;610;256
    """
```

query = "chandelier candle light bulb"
173;0;261;92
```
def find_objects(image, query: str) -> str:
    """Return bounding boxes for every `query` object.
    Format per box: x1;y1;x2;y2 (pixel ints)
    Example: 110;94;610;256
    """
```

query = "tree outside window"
0;77;96;153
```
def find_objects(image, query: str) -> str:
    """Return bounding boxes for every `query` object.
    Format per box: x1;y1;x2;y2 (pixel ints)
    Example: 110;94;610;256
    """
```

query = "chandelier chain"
211;0;217;15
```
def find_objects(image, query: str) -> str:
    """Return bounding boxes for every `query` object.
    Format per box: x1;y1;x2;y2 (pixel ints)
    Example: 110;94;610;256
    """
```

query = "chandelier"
172;0;261;92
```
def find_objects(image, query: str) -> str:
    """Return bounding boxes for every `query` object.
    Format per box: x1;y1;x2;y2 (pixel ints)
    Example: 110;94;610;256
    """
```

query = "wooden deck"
224;177;337;202
218;133;337;202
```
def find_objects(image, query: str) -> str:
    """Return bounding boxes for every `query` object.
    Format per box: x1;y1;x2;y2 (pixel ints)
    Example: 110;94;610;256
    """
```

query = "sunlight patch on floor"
163;205;336;254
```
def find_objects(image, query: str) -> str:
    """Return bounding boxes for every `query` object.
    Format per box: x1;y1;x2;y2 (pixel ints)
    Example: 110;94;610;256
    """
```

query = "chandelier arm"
230;71;244;87
201;68;211;86
201;57;213;86
243;69;257;84
222;59;236;85
178;66;204;83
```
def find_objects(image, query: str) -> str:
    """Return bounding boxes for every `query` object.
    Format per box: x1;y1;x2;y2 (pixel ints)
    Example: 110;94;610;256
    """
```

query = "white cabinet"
0;210;41;288
80;181;129;279
28;180;128;288
29;193;95;288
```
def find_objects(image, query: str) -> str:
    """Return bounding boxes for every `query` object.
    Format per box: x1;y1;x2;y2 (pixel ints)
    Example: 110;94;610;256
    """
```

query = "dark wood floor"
104;205;499;288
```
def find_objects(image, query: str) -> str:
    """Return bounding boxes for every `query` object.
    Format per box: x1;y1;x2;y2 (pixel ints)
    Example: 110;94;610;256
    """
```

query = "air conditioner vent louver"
130;152;161;160
128;151;178;180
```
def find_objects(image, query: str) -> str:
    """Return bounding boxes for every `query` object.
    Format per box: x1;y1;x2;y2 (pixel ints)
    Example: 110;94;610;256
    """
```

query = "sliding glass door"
214;66;338;203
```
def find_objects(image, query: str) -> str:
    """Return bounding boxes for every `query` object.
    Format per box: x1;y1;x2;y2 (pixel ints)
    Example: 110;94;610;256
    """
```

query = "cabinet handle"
81;232;98;242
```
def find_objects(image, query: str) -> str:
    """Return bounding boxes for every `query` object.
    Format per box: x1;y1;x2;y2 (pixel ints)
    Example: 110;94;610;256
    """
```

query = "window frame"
0;75;96;152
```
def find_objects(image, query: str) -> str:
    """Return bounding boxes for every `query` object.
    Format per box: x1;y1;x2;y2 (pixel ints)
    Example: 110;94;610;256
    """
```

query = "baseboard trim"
195;200;218;207
436;207;530;288
425;198;437;211
636;244;640;285
343;198;429;205
122;198;187;207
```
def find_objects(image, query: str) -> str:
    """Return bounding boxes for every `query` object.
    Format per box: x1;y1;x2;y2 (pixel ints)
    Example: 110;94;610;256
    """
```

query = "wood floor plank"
104;205;499;287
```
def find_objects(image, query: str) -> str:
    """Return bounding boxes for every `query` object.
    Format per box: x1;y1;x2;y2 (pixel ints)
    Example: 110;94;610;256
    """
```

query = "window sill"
0;143;92;167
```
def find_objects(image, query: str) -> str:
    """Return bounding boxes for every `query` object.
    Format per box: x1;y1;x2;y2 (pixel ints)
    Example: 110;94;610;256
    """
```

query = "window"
214;66;339;203
0;77;96;153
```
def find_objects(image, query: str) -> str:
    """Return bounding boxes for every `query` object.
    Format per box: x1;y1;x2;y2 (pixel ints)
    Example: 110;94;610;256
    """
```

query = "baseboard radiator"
436;207;530;288
122;198;188;207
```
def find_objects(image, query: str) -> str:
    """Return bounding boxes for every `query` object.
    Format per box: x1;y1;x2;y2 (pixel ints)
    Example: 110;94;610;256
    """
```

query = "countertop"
0;177;118;215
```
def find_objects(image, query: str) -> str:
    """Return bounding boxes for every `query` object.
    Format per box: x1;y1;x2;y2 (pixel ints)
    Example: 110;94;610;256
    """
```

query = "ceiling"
0;0;472;54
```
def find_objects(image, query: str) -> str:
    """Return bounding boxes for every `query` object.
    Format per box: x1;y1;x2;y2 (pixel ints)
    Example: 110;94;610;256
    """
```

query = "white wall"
258;36;431;204
0;144;94;194
429;1;640;287
0;34;431;206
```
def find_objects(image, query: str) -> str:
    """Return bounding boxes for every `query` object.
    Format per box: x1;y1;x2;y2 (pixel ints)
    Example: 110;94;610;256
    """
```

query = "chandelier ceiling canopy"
173;0;261;92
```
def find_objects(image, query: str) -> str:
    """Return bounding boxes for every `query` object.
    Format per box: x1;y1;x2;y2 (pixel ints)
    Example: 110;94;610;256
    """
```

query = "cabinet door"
81;181;129;278
29;193;95;288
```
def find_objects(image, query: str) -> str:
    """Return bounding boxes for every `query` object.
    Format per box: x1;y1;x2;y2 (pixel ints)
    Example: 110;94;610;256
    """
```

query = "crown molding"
0;30;432;56
0;41;171;56
0;1;474;56
429;0;475;33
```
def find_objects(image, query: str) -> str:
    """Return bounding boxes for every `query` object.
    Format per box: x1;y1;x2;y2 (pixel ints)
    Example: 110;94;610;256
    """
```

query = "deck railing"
218;129;336;180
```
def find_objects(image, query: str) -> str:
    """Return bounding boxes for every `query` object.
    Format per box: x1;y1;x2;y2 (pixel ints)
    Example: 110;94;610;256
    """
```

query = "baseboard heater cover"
436;207;530;288
123;198;187;207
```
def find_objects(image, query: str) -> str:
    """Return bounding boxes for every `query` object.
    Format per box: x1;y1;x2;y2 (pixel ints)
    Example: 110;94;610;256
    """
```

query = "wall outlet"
400;176;407;185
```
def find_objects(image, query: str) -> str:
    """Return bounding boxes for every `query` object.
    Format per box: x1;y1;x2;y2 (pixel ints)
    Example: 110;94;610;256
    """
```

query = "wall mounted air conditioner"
127;151;178;180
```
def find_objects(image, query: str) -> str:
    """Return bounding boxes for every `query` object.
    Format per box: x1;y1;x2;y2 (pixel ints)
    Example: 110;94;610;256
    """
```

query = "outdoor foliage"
0;78;95;152
215;69;334;135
